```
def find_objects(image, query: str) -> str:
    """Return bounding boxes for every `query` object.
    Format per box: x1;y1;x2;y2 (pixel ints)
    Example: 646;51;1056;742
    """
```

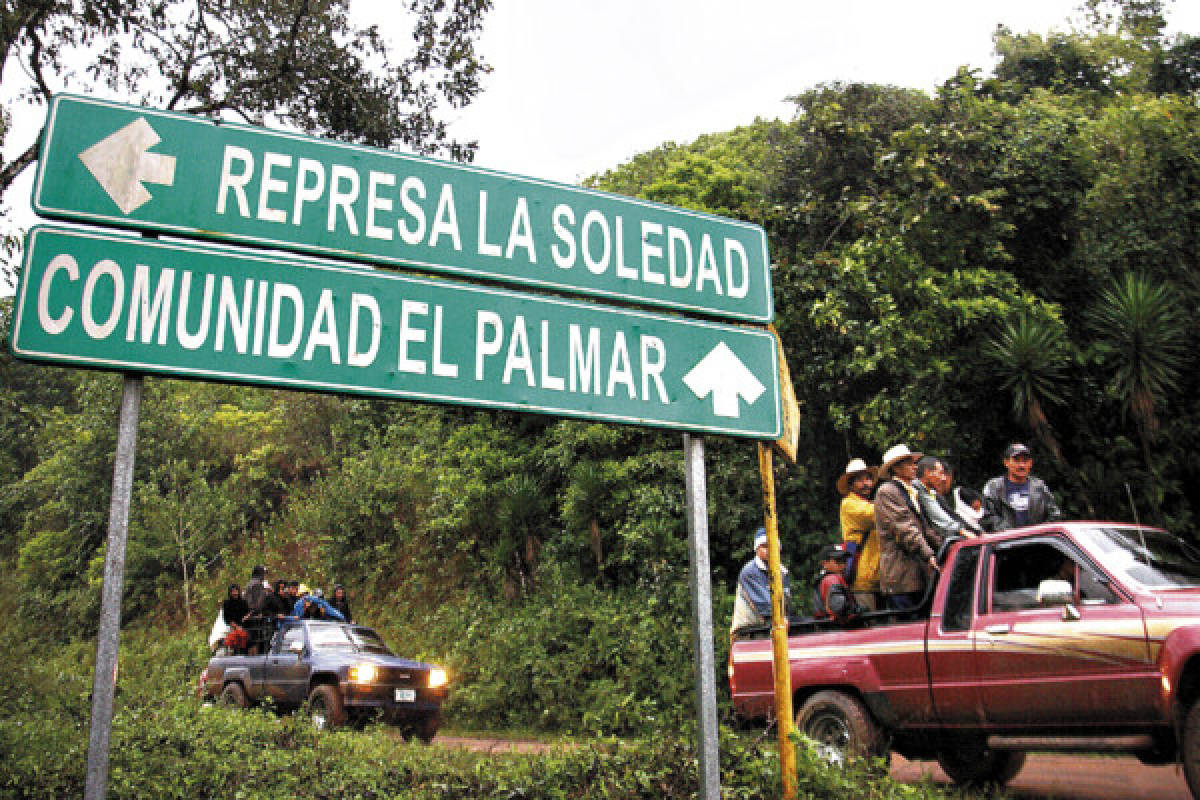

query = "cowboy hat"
880;444;923;476
836;457;879;496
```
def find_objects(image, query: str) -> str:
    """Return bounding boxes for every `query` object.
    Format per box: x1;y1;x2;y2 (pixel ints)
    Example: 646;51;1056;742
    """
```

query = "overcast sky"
3;0;1199;276
415;0;1200;185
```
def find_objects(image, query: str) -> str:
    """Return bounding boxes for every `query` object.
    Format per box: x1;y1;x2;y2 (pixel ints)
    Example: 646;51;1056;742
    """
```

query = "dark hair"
958;487;982;505
288;580;299;588
275;579;286;593
251;565;267;578
228;583;240;596
915;455;942;479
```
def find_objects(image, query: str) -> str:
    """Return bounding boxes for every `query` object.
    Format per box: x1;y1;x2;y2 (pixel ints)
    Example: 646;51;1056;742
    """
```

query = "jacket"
293;596;346;622
730;557;791;633
915;479;961;540
981;475;1062;531
874;478;938;595
222;595;249;628
839;492;879;593
243;579;267;615
812;571;856;621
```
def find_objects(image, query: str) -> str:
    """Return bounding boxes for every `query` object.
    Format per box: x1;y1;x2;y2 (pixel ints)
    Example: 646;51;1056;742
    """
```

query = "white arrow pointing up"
78;117;176;214
683;341;766;418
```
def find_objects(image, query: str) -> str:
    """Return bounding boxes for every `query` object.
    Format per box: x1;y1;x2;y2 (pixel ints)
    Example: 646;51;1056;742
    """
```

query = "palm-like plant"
1088;273;1187;469
983;314;1071;463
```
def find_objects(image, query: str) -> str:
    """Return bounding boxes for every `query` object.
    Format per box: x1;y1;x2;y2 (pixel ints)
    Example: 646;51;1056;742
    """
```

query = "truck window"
277;626;305;654
989;539;1115;611
943;546;980;632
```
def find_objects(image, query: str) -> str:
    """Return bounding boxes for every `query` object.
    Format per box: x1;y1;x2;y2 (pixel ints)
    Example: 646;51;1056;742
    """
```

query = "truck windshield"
348;628;393;655
1076;526;1200;589
308;625;356;651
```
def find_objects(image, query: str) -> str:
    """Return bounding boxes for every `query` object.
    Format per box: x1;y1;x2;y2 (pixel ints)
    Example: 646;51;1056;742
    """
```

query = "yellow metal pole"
758;441;797;799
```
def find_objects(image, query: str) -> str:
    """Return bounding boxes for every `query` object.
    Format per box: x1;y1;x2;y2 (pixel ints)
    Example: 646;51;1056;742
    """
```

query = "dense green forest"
2;3;1200;786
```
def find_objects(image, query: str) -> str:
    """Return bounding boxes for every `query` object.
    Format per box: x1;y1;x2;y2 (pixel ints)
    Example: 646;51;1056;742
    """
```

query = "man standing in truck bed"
981;443;1063;531
875;444;940;611
838;458;881;611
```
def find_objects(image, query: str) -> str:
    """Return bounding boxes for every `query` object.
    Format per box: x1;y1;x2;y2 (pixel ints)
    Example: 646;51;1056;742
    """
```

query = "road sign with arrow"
32;94;773;323
13;225;782;438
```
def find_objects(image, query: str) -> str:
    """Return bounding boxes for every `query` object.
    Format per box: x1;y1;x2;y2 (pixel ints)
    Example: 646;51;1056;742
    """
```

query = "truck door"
266;624;311;706
927;543;985;725
975;535;1158;726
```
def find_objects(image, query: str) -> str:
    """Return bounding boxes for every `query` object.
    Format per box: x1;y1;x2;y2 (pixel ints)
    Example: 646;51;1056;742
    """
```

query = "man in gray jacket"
981;443;1063;531
915;456;975;541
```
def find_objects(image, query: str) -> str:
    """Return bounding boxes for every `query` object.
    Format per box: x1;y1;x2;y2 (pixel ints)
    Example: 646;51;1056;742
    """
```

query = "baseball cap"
819;543;852;561
753;527;768;549
1004;443;1032;459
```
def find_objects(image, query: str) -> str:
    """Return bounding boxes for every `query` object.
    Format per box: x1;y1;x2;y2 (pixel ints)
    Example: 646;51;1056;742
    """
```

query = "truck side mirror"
1037;578;1073;606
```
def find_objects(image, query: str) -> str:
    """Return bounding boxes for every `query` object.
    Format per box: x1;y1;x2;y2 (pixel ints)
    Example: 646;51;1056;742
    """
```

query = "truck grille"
375;667;422;687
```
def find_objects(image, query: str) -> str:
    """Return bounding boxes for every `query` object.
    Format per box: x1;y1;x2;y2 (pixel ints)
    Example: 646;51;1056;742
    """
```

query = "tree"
0;0;492;283
983;314;1071;464
1088;274;1186;472
131;458;237;627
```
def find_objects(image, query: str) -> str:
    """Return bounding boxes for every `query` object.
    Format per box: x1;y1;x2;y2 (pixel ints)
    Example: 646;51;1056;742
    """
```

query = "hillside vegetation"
2;4;1200;793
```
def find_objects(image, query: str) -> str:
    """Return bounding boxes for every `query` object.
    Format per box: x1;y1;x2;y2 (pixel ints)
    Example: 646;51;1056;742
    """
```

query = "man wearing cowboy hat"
874;444;941;610
838;457;881;611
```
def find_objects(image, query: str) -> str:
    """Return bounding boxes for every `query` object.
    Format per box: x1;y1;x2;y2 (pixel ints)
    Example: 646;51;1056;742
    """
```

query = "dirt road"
892;753;1190;800
434;736;1193;799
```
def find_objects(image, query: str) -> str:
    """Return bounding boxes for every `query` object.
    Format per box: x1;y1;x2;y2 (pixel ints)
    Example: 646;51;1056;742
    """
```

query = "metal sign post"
83;374;143;800
758;441;797;798
683;434;720;800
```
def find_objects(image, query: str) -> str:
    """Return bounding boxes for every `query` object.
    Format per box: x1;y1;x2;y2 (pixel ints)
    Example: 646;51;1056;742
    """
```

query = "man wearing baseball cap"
730;527;792;639
812;543;860;623
981;443;1062;531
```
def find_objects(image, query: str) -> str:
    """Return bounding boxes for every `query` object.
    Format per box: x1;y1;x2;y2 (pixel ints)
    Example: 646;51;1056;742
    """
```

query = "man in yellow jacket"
838;458;881;611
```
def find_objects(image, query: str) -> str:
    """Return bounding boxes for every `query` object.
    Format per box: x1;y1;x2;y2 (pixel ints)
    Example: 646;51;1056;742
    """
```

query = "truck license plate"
394;689;416;703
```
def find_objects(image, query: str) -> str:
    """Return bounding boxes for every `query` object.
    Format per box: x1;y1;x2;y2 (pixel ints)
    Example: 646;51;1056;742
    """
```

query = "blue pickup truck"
201;620;448;741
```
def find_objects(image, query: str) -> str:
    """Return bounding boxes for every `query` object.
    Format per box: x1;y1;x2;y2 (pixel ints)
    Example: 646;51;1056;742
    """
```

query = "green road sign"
33;94;773;323
12;226;782;438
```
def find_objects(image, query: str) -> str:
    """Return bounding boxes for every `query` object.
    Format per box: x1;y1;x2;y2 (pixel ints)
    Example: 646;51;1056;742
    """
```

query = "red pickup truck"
730;522;1200;795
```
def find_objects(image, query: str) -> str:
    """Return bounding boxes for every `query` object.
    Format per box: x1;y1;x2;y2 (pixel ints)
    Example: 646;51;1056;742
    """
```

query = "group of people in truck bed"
731;441;1062;637
214;565;356;653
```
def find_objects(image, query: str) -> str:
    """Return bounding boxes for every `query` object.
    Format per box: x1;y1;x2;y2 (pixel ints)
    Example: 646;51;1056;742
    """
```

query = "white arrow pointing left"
78;117;176;214
683;341;766;418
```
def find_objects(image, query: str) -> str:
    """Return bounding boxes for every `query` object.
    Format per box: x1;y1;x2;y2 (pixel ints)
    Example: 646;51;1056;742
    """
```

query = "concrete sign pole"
683;433;720;800
84;375;143;800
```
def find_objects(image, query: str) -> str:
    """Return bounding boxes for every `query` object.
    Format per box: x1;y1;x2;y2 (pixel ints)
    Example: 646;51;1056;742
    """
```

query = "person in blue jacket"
730;527;791;638
292;584;346;622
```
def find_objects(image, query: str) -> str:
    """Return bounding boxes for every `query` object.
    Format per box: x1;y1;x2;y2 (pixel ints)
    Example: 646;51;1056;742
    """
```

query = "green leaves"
1087;272;1186;484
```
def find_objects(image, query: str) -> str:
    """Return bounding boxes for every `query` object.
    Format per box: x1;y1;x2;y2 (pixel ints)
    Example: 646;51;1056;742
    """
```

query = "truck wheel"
1183;700;1200;797
795;690;883;767
414;712;441;744
219;682;247;709
936;740;1025;787
308;684;346;731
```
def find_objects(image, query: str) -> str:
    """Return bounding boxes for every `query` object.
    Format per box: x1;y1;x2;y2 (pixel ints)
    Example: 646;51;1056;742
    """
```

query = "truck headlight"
349;664;378;683
428;667;448;689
